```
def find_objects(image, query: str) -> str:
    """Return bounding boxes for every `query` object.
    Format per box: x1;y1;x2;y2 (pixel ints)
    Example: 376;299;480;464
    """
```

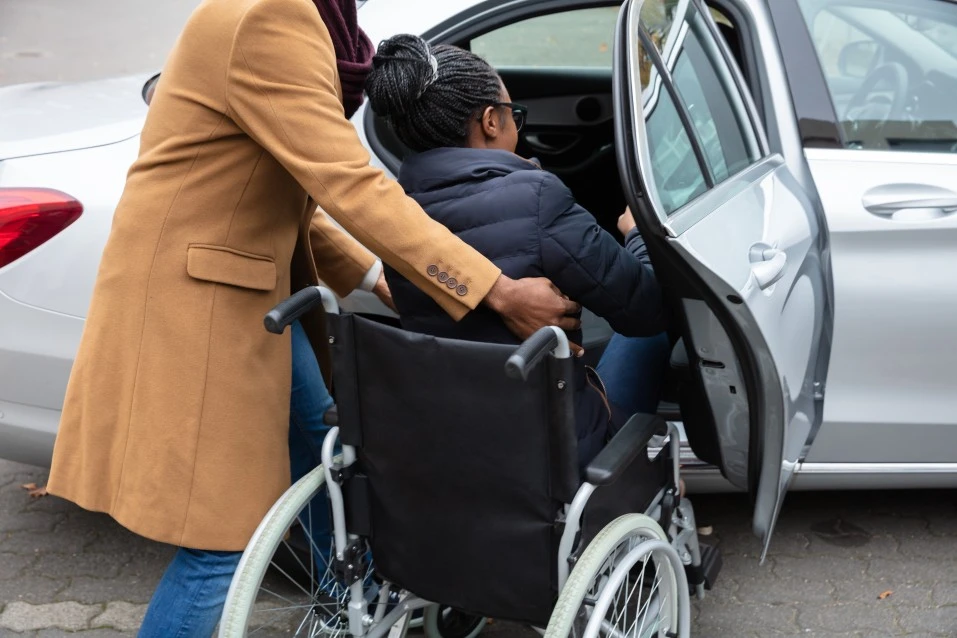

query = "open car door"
613;0;834;557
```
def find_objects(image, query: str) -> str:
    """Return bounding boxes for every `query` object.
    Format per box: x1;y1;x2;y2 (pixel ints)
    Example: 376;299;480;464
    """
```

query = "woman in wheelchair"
365;35;670;469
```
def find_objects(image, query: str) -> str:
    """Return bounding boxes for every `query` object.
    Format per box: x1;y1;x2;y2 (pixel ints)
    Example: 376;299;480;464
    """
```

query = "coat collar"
398;148;541;194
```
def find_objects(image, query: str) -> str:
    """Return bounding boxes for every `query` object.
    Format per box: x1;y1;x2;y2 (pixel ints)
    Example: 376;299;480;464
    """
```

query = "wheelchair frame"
221;287;714;638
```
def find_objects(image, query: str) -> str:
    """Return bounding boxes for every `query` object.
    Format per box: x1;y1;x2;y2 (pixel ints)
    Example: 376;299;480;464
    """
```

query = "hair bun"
366;34;436;117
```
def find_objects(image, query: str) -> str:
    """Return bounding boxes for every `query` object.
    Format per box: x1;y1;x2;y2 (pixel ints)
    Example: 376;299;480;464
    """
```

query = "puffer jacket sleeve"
536;173;668;337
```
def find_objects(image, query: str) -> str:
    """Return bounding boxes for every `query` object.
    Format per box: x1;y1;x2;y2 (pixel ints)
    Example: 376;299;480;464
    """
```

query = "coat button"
456;284;468;296
427;265;439;276
446;277;457;289
437;272;449;283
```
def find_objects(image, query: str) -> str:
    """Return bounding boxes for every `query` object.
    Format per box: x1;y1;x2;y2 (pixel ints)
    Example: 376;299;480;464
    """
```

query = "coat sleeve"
308;207;376;297
224;0;500;320
536;174;668;337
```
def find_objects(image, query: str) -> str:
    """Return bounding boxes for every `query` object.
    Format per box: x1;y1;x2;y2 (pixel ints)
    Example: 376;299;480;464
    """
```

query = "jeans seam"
169;554;210;638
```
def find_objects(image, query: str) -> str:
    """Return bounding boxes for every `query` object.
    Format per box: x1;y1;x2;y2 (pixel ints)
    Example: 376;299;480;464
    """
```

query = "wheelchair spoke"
268;557;320;601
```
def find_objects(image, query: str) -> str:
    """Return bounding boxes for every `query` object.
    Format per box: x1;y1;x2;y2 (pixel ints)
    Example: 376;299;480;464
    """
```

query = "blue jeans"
288;320;336;568
139;320;334;636
596;332;671;417
138;548;242;638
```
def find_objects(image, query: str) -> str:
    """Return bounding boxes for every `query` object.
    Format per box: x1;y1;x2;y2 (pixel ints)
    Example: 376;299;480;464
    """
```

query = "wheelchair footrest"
686;542;722;591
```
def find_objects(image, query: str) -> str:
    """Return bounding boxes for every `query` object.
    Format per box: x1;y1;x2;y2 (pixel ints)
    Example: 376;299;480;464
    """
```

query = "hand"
372;269;397;313
618;207;637;237
484;275;585;354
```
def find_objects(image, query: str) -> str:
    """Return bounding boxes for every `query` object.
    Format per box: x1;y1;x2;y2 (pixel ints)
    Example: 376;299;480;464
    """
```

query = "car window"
471;7;618;68
644;74;709;215
798;0;957;153
670;5;757;182
636;0;761;215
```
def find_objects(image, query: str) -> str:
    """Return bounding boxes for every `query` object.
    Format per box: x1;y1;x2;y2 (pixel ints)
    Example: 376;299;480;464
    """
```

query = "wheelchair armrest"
584;413;666;486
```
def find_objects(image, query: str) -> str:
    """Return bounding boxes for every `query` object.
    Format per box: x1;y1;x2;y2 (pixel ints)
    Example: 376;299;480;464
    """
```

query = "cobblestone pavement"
2;459;957;636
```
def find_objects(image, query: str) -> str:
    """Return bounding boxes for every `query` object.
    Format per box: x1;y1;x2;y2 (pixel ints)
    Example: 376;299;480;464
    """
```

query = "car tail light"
0;188;83;269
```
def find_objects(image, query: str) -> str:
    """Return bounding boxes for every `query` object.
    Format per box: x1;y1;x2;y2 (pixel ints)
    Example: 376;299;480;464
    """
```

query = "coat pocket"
186;244;277;291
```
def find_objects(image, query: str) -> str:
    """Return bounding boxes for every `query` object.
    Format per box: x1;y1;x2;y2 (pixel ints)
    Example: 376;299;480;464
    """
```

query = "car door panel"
804;148;957;464
784;0;957;468
616;0;832;556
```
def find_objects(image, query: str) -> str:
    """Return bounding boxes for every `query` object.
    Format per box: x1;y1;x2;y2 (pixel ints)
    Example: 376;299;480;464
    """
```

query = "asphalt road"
2;1;957;636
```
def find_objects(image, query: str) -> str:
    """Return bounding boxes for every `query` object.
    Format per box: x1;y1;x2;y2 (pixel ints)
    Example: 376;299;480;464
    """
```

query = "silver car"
1;0;956;552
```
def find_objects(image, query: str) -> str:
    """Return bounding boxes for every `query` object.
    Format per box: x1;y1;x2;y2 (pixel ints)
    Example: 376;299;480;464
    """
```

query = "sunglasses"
488;101;528;132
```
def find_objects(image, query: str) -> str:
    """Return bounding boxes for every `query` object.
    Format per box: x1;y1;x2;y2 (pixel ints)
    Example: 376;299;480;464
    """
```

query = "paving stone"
693;602;799;635
90;601;148;632
0;553;36;580
895;604;957;636
0;574;66;605
28;551;123;581
1;529;92;556
797;602;900;635
34;631;129;638
772;554;867;585
832;578;933;609
0;601;99;632
55;575;156;606
931;581;957;606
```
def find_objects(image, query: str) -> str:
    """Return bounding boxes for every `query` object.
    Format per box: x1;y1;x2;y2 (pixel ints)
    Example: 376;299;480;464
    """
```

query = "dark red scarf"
313;0;375;118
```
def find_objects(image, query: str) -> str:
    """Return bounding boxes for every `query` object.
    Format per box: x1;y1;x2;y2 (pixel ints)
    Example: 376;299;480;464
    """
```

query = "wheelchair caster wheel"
423;605;487;638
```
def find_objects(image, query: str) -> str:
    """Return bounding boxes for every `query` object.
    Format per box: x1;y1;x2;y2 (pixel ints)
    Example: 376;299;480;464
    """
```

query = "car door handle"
862;184;957;221
749;244;787;290
524;133;579;155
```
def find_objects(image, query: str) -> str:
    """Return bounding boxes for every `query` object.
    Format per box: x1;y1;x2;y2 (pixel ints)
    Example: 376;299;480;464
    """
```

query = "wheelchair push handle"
264;286;339;334
505;326;571;381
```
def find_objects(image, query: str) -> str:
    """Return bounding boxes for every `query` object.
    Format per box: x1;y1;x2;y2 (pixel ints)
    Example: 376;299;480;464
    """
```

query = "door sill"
662;439;957;493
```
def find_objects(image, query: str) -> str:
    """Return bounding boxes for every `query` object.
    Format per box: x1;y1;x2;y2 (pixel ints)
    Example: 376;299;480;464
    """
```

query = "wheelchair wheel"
545;514;690;638
422;604;488;638
219;462;383;637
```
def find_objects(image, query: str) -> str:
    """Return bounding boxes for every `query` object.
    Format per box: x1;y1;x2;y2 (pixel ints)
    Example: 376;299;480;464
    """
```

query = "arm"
537;174;668;337
225;0;499;320
308;208;376;297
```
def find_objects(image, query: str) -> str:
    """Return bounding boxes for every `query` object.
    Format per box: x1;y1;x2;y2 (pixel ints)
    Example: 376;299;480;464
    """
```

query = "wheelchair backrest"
327;312;579;624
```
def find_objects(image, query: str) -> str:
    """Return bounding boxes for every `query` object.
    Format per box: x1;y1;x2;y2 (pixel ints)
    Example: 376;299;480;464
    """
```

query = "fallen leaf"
878;590;893;600
21;483;48;498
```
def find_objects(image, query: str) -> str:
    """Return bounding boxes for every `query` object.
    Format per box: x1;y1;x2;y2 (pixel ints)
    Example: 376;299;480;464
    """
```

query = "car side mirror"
838;41;879;79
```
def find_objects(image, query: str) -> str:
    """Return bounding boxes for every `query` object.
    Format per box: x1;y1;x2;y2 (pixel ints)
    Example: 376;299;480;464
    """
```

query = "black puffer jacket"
385;148;667;465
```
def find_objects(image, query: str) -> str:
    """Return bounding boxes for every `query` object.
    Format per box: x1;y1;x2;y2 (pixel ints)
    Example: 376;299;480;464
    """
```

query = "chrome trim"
798;462;957;474
805;147;957;166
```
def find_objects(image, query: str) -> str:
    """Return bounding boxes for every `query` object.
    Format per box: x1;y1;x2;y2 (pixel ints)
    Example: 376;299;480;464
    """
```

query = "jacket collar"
398;148;541;194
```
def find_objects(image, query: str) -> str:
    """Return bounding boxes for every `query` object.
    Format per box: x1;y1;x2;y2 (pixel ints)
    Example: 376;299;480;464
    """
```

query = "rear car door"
615;0;834;555
781;0;957;467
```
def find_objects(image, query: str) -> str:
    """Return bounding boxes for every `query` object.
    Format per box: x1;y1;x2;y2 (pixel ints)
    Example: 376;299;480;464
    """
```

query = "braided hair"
365;34;503;152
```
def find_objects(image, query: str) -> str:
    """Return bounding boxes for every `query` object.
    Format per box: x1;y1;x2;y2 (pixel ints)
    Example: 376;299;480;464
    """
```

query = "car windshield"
895;12;957;56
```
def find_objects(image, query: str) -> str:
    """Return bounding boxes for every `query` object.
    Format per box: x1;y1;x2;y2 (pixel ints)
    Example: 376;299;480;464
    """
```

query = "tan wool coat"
47;0;502;551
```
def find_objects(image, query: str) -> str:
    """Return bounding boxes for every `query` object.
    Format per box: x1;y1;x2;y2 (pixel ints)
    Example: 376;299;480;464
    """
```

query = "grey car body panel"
0;74;148;161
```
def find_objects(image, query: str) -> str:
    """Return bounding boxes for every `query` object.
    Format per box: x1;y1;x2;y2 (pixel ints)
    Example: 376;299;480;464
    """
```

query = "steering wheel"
844;62;909;125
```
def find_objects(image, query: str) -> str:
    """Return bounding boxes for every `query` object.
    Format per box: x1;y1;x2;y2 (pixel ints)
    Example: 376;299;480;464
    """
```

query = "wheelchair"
219;287;721;638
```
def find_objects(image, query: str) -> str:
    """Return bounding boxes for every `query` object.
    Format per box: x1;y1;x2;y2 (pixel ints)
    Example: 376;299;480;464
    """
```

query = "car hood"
0;74;151;161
